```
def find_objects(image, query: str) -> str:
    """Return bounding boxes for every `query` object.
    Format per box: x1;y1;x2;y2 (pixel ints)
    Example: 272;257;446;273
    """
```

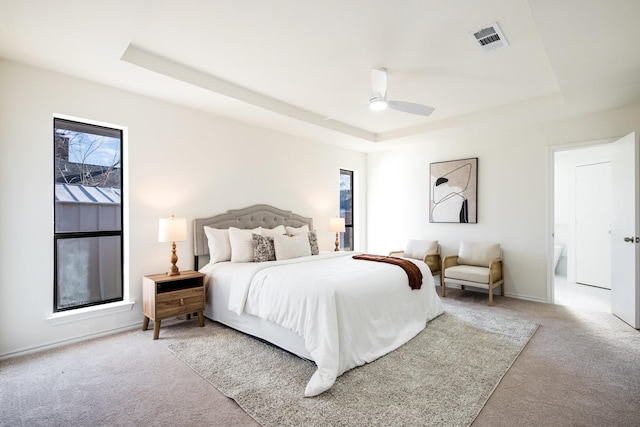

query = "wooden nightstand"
142;270;205;340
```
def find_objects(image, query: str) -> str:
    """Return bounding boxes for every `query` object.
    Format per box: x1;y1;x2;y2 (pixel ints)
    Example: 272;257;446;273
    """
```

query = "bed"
194;204;444;396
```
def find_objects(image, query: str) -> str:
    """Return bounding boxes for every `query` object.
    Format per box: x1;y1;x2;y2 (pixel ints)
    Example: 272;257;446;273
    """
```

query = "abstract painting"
430;158;478;223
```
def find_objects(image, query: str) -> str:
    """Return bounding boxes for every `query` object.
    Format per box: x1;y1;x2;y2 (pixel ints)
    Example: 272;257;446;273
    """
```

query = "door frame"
546;138;615;304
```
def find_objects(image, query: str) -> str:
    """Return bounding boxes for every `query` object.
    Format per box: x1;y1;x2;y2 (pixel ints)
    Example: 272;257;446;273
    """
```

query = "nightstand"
142;270;205;340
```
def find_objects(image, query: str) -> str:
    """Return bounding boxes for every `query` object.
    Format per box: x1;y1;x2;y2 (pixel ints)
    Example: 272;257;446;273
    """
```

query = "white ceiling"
2;0;640;152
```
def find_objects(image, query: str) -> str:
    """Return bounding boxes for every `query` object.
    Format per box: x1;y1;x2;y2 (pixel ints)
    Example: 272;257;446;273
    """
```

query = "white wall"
367;105;640;302
0;59;366;357
3;56;640;357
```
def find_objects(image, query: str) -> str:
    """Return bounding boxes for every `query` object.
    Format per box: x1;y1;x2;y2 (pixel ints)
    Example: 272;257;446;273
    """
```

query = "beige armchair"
389;239;441;276
441;242;504;306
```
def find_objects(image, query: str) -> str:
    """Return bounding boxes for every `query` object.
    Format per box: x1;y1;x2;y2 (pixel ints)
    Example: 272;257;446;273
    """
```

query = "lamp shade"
328;217;346;233
158;216;187;242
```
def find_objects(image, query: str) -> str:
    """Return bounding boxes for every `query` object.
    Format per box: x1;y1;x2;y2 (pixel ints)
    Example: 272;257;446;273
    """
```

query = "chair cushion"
404;239;438;259
444;265;490;284
457;242;500;267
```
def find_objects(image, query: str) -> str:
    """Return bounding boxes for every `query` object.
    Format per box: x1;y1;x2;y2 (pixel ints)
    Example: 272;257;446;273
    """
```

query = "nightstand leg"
142;316;149;331
153;320;161;340
197;311;204;327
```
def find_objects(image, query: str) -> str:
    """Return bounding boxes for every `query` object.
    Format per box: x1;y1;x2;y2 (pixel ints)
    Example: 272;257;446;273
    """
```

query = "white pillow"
274;233;311;260
457;242;501;267
261;225;286;237
229;227;262;263
404;239;438;259
285;224;310;236
204;227;231;264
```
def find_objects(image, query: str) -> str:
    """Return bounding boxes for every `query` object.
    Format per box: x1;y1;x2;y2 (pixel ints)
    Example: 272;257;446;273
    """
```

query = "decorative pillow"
229;227;262;263
308;230;319;255
274;233;312;260
253;233;276;262
457;242;501;267
285;224;310;236
261;225;286;237
404;239;438;259
204;227;231;264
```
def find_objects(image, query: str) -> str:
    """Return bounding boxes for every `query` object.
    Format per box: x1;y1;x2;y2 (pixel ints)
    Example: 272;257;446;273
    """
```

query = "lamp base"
167;241;181;275
334;232;340;252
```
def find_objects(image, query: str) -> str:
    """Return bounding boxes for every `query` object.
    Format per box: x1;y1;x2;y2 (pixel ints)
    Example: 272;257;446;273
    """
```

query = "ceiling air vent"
471;22;508;52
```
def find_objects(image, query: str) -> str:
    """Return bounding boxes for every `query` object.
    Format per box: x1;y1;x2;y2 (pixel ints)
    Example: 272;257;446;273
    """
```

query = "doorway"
553;143;613;312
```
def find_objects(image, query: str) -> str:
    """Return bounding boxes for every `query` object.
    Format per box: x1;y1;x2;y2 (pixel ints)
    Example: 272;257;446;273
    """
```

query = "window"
53;118;123;312
340;169;354;251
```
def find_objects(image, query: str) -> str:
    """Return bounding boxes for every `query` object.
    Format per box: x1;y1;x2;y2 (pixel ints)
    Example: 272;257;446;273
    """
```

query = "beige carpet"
168;305;538;427
2;292;639;426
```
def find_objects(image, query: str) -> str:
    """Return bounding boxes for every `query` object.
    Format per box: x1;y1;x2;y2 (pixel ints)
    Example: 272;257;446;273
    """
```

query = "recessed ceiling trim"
121;45;376;142
376;92;565;143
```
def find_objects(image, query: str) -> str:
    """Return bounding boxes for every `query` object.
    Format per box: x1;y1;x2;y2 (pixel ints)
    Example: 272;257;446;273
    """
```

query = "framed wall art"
429;157;478;223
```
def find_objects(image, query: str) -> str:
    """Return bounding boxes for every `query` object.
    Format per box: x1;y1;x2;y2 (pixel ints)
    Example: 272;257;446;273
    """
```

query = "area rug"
167;304;538;427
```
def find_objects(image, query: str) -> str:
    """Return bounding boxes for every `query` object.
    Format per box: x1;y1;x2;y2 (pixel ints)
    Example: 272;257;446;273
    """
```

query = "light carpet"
168;305;538;427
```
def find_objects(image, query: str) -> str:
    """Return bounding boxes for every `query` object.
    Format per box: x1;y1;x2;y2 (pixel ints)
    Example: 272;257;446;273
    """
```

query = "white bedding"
201;252;443;396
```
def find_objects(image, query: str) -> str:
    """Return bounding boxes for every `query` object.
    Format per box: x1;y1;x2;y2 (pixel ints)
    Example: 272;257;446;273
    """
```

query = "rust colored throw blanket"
352;254;423;290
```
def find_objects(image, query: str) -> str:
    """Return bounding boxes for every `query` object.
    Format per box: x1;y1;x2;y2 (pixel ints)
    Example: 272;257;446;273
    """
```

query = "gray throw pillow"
253;233;276;262
308;230;319;255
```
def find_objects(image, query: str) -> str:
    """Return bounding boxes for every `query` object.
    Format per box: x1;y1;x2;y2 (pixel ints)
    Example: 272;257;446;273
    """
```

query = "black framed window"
340;169;354;251
53;118;123;311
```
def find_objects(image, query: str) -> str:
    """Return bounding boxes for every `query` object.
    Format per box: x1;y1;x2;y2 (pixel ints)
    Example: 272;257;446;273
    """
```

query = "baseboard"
436;284;547;304
504;293;547;303
0;323;140;361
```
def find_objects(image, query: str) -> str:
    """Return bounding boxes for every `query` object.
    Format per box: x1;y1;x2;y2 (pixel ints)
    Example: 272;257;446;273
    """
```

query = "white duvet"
222;252;443;396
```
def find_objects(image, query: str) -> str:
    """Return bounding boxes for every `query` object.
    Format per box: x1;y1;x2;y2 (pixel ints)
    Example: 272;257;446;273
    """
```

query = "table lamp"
328;217;345;251
158;215;187;276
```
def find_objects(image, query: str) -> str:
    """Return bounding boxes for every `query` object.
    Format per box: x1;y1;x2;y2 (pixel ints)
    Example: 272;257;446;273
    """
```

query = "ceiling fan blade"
371;68;387;98
388;100;435;116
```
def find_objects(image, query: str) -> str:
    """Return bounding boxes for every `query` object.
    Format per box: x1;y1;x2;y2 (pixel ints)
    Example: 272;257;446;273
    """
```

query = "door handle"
623;237;639;243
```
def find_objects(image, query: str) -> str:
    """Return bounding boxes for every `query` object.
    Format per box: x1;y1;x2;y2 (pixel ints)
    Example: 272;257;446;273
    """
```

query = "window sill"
46;300;135;326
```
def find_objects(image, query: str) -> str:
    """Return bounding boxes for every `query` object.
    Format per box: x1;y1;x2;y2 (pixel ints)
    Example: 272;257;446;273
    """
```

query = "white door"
575;162;612;289
611;132;640;329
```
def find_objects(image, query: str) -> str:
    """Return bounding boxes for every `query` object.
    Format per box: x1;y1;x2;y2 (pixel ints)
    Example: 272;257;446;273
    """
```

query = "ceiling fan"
368;68;435;116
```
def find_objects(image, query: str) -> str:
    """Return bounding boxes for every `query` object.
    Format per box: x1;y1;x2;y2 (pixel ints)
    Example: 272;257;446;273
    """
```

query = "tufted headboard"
193;204;314;269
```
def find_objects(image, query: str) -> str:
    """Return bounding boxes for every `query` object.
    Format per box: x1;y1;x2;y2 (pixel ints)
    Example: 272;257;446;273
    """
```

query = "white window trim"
46;300;135;326
52;113;130;317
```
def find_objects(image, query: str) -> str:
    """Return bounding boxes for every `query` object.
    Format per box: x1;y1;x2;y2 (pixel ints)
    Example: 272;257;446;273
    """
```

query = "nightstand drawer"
156;287;204;318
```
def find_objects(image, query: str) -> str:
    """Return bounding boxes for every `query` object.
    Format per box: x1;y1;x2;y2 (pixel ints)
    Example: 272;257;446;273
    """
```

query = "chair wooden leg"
488;289;494;306
442;282;446;297
500;284;504;296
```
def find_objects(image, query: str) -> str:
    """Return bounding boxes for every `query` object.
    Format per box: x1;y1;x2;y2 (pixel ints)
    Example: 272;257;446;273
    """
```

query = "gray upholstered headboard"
193;204;314;269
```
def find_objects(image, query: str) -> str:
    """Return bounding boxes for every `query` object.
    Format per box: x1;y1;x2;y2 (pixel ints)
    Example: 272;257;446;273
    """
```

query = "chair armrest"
441;255;458;288
423;253;441;274
489;258;503;281
388;250;404;257
442;255;458;271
